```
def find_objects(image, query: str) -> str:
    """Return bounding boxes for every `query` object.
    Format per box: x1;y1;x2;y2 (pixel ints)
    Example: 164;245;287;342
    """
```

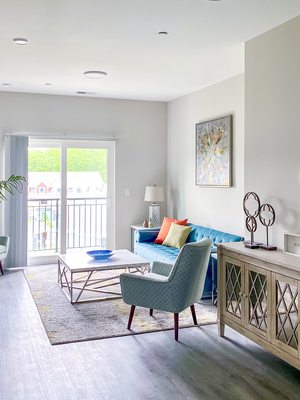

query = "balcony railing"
28;197;107;254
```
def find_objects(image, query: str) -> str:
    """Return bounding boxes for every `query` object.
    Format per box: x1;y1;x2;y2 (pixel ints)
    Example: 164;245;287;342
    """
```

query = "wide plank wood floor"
1;270;300;400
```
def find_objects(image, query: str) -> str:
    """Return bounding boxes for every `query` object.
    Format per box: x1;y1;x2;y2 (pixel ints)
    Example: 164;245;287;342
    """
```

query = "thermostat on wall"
284;233;300;257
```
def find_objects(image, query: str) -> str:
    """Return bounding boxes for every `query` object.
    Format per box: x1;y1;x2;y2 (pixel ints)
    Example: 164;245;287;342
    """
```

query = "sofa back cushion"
186;224;243;245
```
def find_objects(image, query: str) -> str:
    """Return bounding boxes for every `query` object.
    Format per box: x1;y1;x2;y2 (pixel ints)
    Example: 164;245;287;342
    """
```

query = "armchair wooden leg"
127;305;136;330
0;261;4;275
174;313;179;341
190;304;197;325
150;308;153;317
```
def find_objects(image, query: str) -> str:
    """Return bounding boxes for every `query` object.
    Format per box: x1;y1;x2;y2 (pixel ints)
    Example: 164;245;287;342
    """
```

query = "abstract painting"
195;115;232;187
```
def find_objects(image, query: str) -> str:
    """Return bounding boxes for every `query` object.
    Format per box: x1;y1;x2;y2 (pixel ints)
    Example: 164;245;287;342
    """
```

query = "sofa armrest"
151;261;173;277
135;229;160;243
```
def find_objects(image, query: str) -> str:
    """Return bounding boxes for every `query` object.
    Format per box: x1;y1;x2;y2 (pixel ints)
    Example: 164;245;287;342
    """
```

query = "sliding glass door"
27;140;115;264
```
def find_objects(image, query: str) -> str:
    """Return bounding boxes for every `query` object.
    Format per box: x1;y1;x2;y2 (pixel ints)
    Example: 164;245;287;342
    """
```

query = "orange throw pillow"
154;217;188;244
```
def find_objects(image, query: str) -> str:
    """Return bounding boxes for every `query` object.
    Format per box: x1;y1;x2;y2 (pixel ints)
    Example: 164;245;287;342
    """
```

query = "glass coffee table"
57;250;150;304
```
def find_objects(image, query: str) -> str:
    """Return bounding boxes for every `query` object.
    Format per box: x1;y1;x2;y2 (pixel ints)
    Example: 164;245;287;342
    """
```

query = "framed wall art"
195;115;232;187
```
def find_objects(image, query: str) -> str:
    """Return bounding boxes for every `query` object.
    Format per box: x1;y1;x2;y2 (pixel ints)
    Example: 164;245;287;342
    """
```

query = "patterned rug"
24;265;217;345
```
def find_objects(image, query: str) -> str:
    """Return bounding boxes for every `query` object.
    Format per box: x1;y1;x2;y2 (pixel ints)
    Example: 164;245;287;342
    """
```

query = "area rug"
24;265;217;345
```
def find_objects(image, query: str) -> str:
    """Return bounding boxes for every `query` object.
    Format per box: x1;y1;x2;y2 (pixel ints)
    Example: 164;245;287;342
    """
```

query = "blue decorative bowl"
86;249;115;260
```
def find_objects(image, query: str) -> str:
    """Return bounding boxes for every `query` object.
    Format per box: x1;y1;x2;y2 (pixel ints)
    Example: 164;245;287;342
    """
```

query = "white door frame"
28;139;115;266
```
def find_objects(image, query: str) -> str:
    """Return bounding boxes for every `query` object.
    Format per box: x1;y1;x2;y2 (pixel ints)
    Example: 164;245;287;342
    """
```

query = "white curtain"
4;136;28;268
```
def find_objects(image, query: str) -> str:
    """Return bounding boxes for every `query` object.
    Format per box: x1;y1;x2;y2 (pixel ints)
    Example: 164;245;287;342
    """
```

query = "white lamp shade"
144;185;164;203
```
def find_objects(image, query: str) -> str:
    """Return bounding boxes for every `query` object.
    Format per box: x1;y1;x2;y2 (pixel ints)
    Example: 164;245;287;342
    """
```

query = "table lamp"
144;185;164;227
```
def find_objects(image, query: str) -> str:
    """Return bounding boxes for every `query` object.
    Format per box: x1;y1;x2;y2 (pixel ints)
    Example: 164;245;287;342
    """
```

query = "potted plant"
0;175;25;274
0;175;26;201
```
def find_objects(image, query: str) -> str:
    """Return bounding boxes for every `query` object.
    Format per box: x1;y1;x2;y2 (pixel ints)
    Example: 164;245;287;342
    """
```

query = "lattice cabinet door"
271;273;300;358
245;264;271;340
222;256;245;324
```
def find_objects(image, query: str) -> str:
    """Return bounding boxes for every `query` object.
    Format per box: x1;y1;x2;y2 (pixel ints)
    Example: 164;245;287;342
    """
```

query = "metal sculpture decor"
258;204;277;251
243;192;262;249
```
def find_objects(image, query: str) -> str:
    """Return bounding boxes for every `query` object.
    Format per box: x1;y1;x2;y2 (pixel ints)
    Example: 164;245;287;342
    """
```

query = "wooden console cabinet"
218;242;300;370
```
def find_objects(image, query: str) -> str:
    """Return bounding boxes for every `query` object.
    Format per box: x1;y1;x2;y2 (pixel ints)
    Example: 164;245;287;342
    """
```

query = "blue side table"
211;253;218;306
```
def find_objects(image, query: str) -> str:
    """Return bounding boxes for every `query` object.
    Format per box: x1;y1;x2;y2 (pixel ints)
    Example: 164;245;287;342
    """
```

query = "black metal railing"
28;197;107;253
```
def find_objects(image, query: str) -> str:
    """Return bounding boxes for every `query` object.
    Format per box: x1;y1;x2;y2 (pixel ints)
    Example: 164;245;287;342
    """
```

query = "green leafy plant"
0;175;26;202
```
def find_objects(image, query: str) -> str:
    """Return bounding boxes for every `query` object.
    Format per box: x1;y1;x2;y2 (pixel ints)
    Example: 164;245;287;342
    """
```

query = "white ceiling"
0;0;299;101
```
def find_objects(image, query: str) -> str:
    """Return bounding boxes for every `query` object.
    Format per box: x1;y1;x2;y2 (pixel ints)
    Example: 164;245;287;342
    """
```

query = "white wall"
0;92;167;249
167;74;245;236
245;16;300;249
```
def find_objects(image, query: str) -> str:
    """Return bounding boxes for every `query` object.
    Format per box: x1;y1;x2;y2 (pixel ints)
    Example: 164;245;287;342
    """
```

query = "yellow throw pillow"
162;223;192;249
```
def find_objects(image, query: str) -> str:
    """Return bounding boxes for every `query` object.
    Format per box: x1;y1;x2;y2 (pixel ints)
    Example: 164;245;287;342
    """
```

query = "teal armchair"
120;238;212;341
0;236;10;275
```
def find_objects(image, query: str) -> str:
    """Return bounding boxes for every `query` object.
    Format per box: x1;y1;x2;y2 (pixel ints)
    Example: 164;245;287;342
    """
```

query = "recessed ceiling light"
2;83;12;86
83;71;108;79
76;91;97;95
13;38;29;45
44;83;52;86
158;31;168;35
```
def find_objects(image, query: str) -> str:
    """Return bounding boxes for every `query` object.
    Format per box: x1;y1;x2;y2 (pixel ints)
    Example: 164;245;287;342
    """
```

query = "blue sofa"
134;223;244;299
